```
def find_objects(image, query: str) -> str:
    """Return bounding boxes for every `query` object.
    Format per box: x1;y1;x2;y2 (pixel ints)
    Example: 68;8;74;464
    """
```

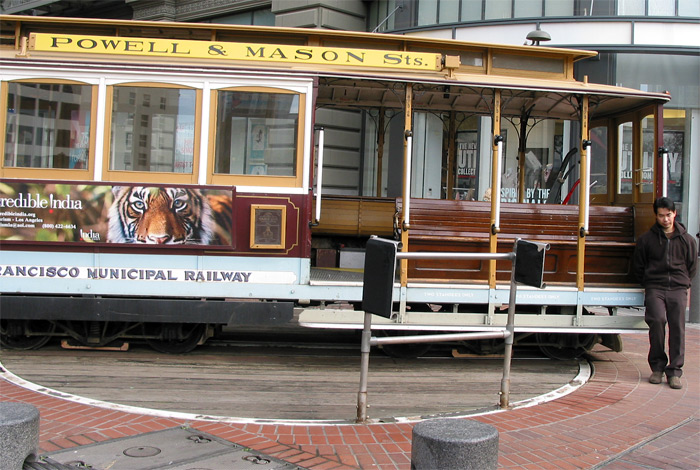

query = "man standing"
633;197;697;389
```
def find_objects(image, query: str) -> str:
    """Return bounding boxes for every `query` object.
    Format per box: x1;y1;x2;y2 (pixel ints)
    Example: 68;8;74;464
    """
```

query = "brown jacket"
633;221;698;290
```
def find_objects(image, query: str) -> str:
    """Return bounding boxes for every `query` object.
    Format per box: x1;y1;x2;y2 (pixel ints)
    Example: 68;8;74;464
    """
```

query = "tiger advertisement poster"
0;181;234;247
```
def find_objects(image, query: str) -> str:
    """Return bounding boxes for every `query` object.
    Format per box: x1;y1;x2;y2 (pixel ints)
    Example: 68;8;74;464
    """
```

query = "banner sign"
0;264;296;284
29;33;443;71
0;181;234;247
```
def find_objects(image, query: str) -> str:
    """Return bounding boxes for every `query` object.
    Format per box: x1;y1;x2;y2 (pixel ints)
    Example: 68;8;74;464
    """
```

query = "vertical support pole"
655;103;665;199
447;111;456;199
500;247;518;409
357;312;372;423
314;127;325;224
400;84;413;289
518;114;528;203
576;95;590;292
660;149;668;198
404;134;413;226
632;116;642;198
197;82;211;185
94;77;108;180
376;109;385;197
489;90;502;289
493;138;503;233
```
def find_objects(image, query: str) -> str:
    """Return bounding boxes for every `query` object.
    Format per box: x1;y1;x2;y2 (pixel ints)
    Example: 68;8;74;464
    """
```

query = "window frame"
207;86;306;188
0;78;98;180
589;120;613;205
102;81;203;184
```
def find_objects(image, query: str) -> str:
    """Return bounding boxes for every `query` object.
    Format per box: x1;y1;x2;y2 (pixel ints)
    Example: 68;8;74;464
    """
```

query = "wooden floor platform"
0;341;581;422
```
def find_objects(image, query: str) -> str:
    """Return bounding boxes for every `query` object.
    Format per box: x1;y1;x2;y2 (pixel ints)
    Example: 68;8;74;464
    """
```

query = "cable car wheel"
144;323;207;354
377;330;432;358
535;332;598;360
0;319;55;350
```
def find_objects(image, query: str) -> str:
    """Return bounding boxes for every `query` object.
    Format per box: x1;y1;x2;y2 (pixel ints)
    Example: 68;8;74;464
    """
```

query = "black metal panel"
0;295;294;325
514;239;548;289
362;237;398;319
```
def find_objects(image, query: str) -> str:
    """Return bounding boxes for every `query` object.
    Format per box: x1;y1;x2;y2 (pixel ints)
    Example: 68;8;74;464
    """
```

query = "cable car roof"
1;15;670;119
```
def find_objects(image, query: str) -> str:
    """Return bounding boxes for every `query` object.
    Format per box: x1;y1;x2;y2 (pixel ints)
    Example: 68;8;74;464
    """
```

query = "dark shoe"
649;371;663;384
668;376;682;389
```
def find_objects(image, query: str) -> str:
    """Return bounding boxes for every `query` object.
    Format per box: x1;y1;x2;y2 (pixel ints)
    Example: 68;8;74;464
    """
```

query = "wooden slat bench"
397;199;636;285
311;195;395;237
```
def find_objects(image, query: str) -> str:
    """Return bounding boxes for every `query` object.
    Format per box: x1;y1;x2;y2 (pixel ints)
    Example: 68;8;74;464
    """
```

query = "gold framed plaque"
250;204;286;249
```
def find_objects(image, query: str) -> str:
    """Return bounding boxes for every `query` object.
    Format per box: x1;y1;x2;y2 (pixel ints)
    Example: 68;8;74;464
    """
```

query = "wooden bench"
397;199;636;285
311;195;395;237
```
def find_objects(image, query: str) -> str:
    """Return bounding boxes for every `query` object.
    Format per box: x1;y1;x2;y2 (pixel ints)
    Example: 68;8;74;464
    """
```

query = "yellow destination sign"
29;33;443;71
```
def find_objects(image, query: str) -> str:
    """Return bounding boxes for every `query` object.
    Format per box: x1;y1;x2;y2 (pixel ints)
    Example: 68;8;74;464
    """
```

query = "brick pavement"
1;325;698;469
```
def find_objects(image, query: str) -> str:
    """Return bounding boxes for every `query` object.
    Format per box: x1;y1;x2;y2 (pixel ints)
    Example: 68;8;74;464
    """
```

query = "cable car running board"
298;308;648;333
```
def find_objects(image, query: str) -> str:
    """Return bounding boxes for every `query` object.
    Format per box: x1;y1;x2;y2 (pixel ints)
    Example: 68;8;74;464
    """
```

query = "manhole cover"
46;427;300;469
123;445;161;457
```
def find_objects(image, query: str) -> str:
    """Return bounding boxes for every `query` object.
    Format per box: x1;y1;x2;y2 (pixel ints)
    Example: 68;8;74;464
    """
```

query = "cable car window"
590;126;609;195
4;82;92;170
454;116;479;201
214;91;299;177
110;86;196;174
617;121;633;195
640;115;655;193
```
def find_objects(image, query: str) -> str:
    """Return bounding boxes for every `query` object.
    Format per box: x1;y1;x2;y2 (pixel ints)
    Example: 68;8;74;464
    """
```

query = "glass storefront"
614;53;699;211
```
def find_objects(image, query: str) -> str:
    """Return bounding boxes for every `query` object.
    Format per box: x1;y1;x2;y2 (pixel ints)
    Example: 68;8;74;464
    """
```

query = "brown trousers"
644;288;687;377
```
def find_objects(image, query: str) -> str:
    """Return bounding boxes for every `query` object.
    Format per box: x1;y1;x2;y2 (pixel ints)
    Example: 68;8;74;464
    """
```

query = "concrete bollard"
0;402;40;470
411;418;499;470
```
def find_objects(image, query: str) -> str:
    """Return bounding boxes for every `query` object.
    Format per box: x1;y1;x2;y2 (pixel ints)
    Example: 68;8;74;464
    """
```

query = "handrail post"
358;239;546;419
500;248;518;409
313;127;325;225
356;311;373;423
659;146;669;198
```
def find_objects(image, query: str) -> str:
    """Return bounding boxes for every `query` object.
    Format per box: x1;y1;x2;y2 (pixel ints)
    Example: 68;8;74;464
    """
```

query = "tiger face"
108;186;214;245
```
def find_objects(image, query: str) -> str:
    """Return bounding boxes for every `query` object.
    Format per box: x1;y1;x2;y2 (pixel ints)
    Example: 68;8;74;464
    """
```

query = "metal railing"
356;239;547;423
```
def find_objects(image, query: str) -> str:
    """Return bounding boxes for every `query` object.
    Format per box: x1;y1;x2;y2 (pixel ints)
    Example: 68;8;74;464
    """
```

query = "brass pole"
576;95;590;291
489;90;502;288
400;85;413;287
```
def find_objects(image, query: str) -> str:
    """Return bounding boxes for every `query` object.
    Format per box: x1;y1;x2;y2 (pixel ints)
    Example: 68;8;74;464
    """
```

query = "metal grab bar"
403;132;413;228
659;147;669;198
370;330;511;347
313;127;325;225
